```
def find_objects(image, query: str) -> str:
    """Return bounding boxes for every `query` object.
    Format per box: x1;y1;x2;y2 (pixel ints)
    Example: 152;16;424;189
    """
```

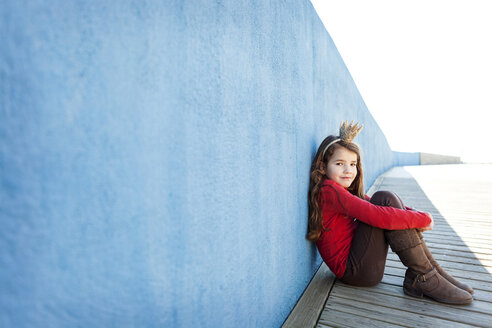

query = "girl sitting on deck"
306;121;473;304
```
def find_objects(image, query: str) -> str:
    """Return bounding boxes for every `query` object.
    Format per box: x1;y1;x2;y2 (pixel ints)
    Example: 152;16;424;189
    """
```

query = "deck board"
317;164;492;328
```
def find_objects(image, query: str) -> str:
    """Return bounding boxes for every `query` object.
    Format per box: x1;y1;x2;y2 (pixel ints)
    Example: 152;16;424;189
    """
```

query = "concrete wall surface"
0;1;418;327
393;151;420;167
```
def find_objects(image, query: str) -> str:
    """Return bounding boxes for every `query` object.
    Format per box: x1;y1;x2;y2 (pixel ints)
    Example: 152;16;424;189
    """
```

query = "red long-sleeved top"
316;179;432;278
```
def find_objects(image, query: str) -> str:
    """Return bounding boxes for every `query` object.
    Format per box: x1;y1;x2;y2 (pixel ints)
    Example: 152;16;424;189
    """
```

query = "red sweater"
316;179;432;278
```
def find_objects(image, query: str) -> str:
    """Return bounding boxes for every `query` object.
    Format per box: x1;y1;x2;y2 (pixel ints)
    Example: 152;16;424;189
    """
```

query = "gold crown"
322;120;363;157
339;120;363;143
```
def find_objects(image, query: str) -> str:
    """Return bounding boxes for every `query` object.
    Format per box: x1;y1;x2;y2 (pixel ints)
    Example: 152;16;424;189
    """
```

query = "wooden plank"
422;246;492;262
318;306;404;328
385;257;491;275
427;239;492;250
423;248;492;262
383;264;492;284
282;263;335;328
434;218;492;225
426;227;492;237
386;252;492;270
422;237;492;249
427;229;492;238
426;239;492;249
424;242;492;256
324;293;474;328
384;266;491;290
353;282;492;316
423;231;492;242
365;173;386;197
384;261;492;283
425;233;492;244
425;223;492;231
387;250;492;267
330;284;492;327
385;260;492;280
424;235;492;247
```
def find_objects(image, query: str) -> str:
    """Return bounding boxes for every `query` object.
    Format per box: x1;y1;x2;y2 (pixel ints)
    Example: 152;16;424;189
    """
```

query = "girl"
306;121;473;304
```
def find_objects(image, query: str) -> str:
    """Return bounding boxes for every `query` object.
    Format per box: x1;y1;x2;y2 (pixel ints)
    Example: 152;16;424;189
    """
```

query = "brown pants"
340;190;411;286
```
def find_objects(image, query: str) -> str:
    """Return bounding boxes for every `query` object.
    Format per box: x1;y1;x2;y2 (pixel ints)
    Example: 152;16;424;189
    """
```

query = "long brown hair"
306;136;365;242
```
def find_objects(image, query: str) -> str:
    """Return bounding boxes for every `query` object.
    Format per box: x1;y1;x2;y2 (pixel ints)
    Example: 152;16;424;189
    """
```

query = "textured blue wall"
0;1;417;327
393;151;421;167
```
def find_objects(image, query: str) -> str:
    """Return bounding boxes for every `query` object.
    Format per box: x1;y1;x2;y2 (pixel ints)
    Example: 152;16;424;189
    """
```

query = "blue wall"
393;151;421;167
0;1;418;327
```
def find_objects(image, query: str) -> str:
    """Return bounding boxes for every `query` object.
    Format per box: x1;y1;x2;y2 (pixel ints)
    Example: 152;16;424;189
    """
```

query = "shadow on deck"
283;164;492;328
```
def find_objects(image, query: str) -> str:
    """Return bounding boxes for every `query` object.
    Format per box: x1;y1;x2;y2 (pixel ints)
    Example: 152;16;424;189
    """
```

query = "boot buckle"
411;274;426;288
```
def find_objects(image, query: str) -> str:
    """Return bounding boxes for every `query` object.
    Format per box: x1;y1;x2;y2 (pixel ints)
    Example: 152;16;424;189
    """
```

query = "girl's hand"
419;212;434;232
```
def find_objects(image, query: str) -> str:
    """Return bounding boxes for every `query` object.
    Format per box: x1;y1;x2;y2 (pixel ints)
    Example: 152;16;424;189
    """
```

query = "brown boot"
403;268;472;305
386;229;473;305
417;232;474;295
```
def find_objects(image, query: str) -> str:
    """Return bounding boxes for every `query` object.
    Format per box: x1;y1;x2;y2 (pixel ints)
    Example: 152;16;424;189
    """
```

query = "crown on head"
339;120;363;143
322;120;364;157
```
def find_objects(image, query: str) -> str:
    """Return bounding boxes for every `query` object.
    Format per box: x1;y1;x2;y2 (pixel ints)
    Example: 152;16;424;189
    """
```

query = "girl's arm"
321;180;431;230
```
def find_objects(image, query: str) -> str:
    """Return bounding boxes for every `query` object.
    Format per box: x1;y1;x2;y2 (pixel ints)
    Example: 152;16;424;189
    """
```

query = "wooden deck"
284;164;492;328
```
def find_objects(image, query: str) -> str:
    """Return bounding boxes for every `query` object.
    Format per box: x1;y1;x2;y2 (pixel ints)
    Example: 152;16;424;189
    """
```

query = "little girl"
306;121;473;304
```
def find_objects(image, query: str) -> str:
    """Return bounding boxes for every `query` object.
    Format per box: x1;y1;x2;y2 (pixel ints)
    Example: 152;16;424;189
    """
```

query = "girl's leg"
340;191;406;286
417;231;474;294
376;191;473;304
340;222;388;286
379;190;473;294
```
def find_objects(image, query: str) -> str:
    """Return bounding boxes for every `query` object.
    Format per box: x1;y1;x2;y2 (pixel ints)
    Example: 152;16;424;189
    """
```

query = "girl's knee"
370;190;404;209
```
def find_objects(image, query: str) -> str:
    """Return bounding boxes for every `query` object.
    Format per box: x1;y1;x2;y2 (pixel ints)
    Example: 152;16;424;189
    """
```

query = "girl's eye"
351;163;357;166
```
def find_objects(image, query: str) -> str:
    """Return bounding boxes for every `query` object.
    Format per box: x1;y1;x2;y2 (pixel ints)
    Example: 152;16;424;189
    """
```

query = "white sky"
310;0;492;163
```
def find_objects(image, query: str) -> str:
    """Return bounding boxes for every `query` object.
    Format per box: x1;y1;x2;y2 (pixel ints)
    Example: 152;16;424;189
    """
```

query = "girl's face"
325;147;358;188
